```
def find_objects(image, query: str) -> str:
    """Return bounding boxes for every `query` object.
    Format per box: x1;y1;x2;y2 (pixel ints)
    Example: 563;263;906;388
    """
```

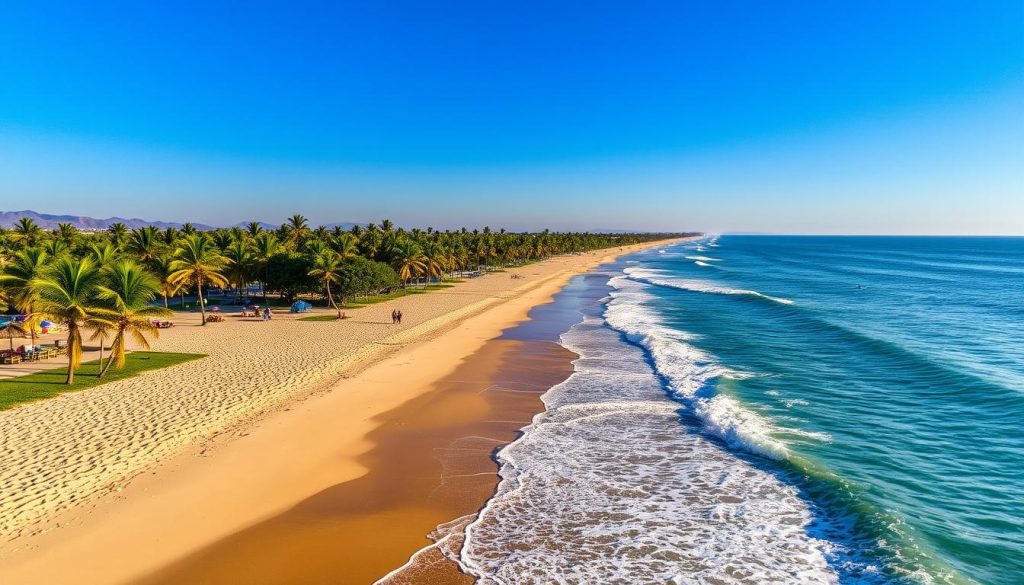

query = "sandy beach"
0;240;677;584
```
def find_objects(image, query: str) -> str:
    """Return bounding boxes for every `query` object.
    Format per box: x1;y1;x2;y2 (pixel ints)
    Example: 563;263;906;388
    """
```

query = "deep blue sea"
457;236;1023;584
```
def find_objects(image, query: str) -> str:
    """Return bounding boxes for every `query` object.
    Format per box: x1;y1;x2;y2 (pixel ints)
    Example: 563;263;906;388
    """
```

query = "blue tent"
290;300;312;313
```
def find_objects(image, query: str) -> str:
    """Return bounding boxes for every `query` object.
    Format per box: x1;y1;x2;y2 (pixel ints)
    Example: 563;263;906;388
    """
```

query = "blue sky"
1;1;1022;233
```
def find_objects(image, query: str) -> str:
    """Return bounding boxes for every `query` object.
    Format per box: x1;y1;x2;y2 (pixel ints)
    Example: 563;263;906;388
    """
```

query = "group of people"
260;307;272;321
390;309;404;324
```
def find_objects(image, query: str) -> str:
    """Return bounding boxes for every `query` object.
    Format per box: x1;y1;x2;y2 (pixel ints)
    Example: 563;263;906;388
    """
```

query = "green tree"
420;241;448;285
12;217;42;248
308;250;343;309
224;238;254;302
94;260;172;376
128;226;162;263
107;222;128;250
392;239;426;287
252;231;280;303
88;241;119;268
150;254;178;308
284;214;309;249
264;252;316;303
0;247;50;346
32;257;104;384
169;234;228;325
55;223;78;247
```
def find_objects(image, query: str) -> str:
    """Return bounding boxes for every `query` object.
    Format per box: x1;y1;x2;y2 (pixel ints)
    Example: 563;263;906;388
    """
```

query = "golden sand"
0;240;680;584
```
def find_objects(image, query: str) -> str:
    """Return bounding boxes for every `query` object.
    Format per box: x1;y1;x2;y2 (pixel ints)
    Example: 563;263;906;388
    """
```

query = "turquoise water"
456;236;1021;584
627;236;1024;584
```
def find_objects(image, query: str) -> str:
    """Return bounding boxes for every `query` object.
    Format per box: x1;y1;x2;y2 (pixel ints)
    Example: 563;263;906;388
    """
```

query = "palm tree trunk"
163;292;169;308
99;333;119;377
97;339;105;378
65;325;77;385
197;280;207;325
326;280;336;310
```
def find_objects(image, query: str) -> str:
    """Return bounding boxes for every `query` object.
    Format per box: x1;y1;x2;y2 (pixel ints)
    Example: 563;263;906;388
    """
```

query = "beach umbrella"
0;321;27;352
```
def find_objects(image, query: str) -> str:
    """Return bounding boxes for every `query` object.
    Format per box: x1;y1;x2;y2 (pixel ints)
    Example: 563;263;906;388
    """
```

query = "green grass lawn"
298;315;351;322
0;352;206;411
341;284;455;308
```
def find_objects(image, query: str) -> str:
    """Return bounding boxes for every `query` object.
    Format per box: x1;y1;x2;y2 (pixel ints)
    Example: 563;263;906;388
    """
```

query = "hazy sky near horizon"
1;1;1022;234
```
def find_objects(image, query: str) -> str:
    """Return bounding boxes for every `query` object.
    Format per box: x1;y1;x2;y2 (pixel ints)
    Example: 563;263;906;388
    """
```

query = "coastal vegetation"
0;214;684;384
1;215;683;312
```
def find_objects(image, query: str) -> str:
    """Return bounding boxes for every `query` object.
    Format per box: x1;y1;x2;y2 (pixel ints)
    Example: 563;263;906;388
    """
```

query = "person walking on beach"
263;307;271;321
391;309;397;324
396;310;403;324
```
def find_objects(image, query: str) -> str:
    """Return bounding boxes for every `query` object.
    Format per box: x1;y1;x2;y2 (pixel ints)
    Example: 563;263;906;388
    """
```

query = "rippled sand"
0;246;660;545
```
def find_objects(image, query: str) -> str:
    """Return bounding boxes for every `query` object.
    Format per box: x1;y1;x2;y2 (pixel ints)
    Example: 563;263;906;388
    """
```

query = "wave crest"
606;276;791;461
624;268;795;305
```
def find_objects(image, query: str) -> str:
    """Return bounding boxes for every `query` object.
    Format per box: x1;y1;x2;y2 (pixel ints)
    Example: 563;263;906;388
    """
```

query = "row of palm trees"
0;255;171;384
1;216;685;382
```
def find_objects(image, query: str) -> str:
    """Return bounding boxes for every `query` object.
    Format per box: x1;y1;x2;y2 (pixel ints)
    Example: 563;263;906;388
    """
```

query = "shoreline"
0;239;684;584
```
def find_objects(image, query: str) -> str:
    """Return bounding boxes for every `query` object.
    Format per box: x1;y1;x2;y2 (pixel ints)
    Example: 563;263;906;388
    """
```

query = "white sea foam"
685;255;723;262
605;276;791;460
695;260;713;267
625;267;795;305
457;299;843;584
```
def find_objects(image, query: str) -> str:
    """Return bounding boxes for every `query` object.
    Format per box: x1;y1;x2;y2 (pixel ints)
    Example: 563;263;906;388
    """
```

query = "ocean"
456;236;1024;584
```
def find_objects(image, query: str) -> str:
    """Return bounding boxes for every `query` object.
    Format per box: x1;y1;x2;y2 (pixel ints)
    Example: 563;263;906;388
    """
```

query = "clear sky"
1;1;1022;233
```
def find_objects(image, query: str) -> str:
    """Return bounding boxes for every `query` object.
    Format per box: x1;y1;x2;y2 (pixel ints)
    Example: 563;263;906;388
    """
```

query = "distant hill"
0;211;360;232
0;210;216;231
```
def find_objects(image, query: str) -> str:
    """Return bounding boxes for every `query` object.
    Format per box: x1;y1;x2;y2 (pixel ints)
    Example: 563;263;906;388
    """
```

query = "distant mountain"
0;210;216;231
0;211;361;232
232;221;279;231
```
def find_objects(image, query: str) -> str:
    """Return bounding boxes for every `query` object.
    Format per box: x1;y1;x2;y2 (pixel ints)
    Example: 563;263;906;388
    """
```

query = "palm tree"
224;238;254;302
150;254;178;308
55;222;78;246
246;221;263;238
88;241;119;268
94;260;172;376
88;317;115;378
128;226;161;263
12;217;42;248
107;222;128;250
308;250;343;310
331;233;359;260
162;226;179;246
252;232;279;303
32;257;104;384
392;239;426;287
168;234;228;325
211;229;234;252
0;247;50;346
42;239;70;260
419;241;446;286
285;214;309;249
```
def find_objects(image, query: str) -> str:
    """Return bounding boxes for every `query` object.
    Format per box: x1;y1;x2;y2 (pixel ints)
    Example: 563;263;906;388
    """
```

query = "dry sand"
136;338;574;585
0;240;677;584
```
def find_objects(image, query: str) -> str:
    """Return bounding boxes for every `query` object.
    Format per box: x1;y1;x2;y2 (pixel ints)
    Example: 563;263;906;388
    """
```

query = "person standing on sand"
391;309;397;324
397;310;403;324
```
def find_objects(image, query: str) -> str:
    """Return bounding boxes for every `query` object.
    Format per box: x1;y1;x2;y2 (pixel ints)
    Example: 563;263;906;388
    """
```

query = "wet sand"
136;338;575;584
